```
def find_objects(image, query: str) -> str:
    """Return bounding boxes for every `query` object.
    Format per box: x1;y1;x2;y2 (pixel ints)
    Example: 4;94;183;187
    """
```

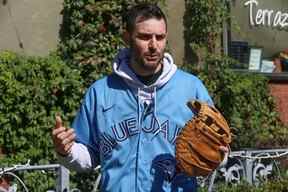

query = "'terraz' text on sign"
244;0;288;28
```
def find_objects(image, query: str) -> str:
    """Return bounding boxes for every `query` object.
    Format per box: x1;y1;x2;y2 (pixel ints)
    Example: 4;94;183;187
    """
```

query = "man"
52;3;214;191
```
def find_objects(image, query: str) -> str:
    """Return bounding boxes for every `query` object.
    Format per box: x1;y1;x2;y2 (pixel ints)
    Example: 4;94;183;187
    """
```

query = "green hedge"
184;0;228;53
0;51;84;191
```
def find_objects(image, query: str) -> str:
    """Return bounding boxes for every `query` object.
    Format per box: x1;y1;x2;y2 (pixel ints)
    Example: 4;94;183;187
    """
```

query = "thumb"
55;115;63;129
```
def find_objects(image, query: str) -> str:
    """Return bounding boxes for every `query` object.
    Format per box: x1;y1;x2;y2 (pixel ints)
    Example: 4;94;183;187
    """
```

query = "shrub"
0;51;84;191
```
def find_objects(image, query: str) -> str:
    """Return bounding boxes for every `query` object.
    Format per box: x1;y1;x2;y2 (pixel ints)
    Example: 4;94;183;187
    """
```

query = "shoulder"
89;75;109;89
172;69;204;85
83;73;125;104
88;73;122;90
172;69;213;105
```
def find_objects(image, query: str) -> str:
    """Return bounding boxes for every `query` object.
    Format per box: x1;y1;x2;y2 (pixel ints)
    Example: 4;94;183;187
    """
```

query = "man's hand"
219;146;229;153
219;146;229;167
52;115;76;156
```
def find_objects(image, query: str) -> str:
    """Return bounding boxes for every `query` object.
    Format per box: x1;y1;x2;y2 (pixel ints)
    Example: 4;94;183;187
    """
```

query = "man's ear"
122;30;131;46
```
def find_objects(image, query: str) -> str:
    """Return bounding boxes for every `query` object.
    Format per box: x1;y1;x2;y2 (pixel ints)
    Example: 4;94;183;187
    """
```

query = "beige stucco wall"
0;0;185;65
5;1;286;64
0;0;63;56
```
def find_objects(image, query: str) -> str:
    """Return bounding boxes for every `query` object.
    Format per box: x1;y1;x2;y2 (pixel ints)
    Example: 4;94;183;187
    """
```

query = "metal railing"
1;163;69;192
1;148;287;191
201;148;288;191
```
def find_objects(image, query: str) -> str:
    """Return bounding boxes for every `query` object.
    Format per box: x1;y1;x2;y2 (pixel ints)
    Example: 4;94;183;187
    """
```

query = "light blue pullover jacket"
59;48;213;192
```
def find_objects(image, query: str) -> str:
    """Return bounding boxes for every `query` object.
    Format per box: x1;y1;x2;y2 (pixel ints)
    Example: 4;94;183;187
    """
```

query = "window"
227;0;288;73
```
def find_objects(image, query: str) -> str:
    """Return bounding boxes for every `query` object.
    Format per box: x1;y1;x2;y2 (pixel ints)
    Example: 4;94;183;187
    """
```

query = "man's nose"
148;37;157;50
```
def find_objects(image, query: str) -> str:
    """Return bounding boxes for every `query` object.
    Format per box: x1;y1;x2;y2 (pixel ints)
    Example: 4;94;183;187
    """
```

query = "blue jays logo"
99;117;181;158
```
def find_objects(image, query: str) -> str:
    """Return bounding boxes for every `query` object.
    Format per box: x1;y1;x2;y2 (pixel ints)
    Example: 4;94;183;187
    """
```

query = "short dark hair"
123;3;167;33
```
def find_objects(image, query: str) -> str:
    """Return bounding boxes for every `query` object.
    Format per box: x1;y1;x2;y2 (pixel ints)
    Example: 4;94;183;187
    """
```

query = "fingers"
55;115;63;129
60;131;75;153
54;128;75;145
52;114;76;156
219;146;229;153
219;146;229;167
52;126;66;136
60;129;76;145
63;142;74;153
53;129;76;156
52;115;66;138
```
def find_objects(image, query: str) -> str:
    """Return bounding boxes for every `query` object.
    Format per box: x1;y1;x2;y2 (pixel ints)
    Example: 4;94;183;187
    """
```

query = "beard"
131;50;164;74
141;53;163;70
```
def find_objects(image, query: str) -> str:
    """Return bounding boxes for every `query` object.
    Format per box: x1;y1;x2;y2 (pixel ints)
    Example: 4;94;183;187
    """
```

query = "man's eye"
137;35;151;40
156;35;166;41
136;34;166;41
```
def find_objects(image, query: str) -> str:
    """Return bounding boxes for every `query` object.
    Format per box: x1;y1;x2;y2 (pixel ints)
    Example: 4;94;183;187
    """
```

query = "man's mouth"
145;54;159;61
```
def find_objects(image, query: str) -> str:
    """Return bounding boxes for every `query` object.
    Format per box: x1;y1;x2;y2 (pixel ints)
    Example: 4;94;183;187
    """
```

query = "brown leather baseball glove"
175;100;231;176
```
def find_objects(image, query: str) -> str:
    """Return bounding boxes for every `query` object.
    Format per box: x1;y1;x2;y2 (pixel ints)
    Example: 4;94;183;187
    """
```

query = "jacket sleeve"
57;142;94;172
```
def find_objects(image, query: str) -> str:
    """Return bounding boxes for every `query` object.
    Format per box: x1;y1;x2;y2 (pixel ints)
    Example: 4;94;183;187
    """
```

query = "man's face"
128;17;167;76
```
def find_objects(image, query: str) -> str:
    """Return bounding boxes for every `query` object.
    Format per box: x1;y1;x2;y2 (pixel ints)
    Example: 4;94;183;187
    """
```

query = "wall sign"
248;47;262;70
244;0;288;28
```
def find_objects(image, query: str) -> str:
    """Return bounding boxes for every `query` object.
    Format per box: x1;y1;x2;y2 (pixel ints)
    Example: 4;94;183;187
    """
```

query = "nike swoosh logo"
102;104;115;112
